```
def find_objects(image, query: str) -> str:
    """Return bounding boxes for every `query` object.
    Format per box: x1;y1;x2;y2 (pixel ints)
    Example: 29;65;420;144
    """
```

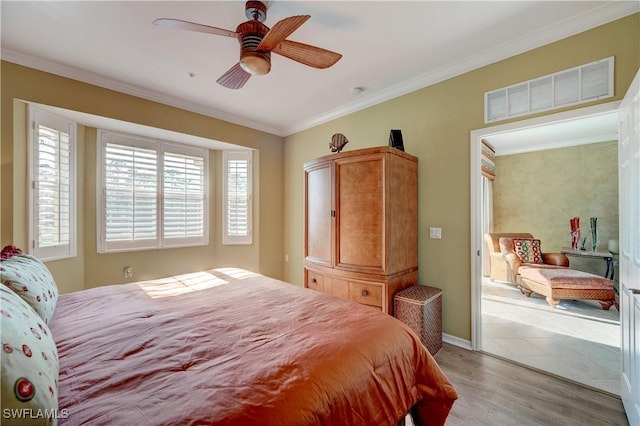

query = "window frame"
222;150;253;245
97;130;209;253
28;106;77;262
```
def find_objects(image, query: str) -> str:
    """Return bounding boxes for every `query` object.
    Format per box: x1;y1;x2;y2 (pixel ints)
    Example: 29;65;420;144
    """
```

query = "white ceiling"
1;1;638;140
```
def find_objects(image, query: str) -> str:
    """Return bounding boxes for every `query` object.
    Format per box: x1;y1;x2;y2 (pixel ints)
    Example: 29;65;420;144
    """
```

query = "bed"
1;250;457;426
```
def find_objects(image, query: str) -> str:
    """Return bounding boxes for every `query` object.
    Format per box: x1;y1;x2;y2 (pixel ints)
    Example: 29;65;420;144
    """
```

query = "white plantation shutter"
226;159;248;234
29;107;76;261
37;126;72;246
163;151;206;244
104;143;158;247
223;151;252;245
98;131;208;252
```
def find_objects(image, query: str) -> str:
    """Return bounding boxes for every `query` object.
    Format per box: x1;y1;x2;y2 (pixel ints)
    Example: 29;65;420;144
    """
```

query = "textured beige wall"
494;141;618;276
283;14;639;340
1;62;284;292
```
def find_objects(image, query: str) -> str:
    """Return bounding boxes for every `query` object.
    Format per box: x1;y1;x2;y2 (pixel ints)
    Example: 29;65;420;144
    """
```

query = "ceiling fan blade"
217;63;251;89
273;40;342;69
257;15;310;51
153;18;238;39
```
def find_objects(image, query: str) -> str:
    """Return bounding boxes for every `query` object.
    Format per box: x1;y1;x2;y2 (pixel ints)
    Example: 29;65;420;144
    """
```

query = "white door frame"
469;101;621;351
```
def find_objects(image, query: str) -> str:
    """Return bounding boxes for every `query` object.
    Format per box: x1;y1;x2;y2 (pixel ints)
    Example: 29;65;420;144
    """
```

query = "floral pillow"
513;238;544;264
0;253;59;324
1;284;59;425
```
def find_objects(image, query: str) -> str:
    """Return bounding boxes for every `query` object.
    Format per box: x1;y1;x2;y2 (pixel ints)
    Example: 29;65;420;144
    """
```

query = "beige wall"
283;14;639;340
1;62;285;293
494;141;618;276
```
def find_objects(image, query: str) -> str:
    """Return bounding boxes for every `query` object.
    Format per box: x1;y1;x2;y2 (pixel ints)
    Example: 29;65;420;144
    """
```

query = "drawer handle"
311;278;317;283
361;289;369;297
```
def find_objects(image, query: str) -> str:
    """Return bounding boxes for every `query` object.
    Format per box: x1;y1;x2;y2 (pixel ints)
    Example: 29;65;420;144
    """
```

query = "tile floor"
481;278;620;395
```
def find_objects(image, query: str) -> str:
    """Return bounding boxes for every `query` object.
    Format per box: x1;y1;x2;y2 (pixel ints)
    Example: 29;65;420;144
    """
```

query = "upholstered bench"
518;266;616;310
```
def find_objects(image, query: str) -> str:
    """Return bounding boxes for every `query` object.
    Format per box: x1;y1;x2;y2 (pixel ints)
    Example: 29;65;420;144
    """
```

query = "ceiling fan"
153;1;342;90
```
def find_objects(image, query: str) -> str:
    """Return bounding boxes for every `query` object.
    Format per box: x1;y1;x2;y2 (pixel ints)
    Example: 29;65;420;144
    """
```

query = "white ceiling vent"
485;57;614;123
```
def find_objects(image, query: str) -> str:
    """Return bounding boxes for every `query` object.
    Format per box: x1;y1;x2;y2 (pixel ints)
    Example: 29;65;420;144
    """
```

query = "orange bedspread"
49;268;456;425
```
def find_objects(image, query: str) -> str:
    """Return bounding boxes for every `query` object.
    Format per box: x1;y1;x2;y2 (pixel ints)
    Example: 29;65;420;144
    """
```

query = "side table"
561;247;614;280
393;285;442;355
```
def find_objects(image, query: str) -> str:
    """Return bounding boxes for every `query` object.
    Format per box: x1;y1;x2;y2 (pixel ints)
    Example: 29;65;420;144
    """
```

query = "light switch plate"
429;227;442;239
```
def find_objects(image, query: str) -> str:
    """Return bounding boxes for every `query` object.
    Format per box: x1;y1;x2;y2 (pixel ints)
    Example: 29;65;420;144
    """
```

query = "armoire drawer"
348;281;383;309
306;270;324;292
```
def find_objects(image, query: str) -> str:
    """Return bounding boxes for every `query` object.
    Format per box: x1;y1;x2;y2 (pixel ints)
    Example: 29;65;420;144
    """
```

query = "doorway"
470;101;621;394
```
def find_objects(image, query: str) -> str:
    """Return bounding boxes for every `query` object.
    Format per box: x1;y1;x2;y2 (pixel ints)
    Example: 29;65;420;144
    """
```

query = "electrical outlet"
429;227;442;239
123;266;133;278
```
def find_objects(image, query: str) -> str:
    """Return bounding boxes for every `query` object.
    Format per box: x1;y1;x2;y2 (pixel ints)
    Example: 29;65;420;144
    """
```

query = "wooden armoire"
304;146;418;314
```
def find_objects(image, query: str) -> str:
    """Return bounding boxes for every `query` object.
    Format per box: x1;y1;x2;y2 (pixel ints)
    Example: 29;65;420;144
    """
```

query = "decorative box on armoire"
394;285;443;355
303;146;418;314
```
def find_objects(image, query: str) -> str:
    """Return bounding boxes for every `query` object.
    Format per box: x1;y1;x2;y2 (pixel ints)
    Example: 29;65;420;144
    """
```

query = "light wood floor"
434;343;629;425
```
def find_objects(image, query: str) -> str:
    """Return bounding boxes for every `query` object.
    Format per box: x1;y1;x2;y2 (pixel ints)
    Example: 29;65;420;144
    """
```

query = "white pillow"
1;284;59;425
0;254;59;324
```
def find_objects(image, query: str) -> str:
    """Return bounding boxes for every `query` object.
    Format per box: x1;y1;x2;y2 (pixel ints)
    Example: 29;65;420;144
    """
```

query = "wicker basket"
393;285;443;355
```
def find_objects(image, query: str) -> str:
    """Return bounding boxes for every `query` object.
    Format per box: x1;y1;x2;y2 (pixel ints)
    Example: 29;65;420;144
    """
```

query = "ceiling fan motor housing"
237;20;271;75
245;1;267;22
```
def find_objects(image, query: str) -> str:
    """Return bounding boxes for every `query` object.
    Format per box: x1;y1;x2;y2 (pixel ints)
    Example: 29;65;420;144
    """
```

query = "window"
97;131;208;252
484;57;614;123
28;106;77;261
223;151;252;245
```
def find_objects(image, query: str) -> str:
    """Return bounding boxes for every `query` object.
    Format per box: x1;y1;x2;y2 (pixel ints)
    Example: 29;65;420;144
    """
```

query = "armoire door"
334;154;386;273
304;160;333;266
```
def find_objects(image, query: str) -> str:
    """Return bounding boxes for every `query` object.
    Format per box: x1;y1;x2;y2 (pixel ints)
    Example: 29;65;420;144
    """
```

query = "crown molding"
1;48;285;136
2;2;637;138
283;1;639;136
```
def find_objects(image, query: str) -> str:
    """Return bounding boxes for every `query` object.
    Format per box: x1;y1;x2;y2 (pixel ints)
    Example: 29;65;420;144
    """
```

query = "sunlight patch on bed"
136;272;229;298
216;268;259;280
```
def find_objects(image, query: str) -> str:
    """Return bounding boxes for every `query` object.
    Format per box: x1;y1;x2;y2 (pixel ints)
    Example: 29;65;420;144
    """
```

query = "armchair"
484;232;569;284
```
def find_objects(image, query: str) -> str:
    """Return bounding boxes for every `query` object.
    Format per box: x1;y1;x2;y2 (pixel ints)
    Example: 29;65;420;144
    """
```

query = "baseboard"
443;333;472;350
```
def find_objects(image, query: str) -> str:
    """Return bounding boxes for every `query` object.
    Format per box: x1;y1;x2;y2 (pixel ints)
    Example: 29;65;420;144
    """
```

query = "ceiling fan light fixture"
240;52;271;75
